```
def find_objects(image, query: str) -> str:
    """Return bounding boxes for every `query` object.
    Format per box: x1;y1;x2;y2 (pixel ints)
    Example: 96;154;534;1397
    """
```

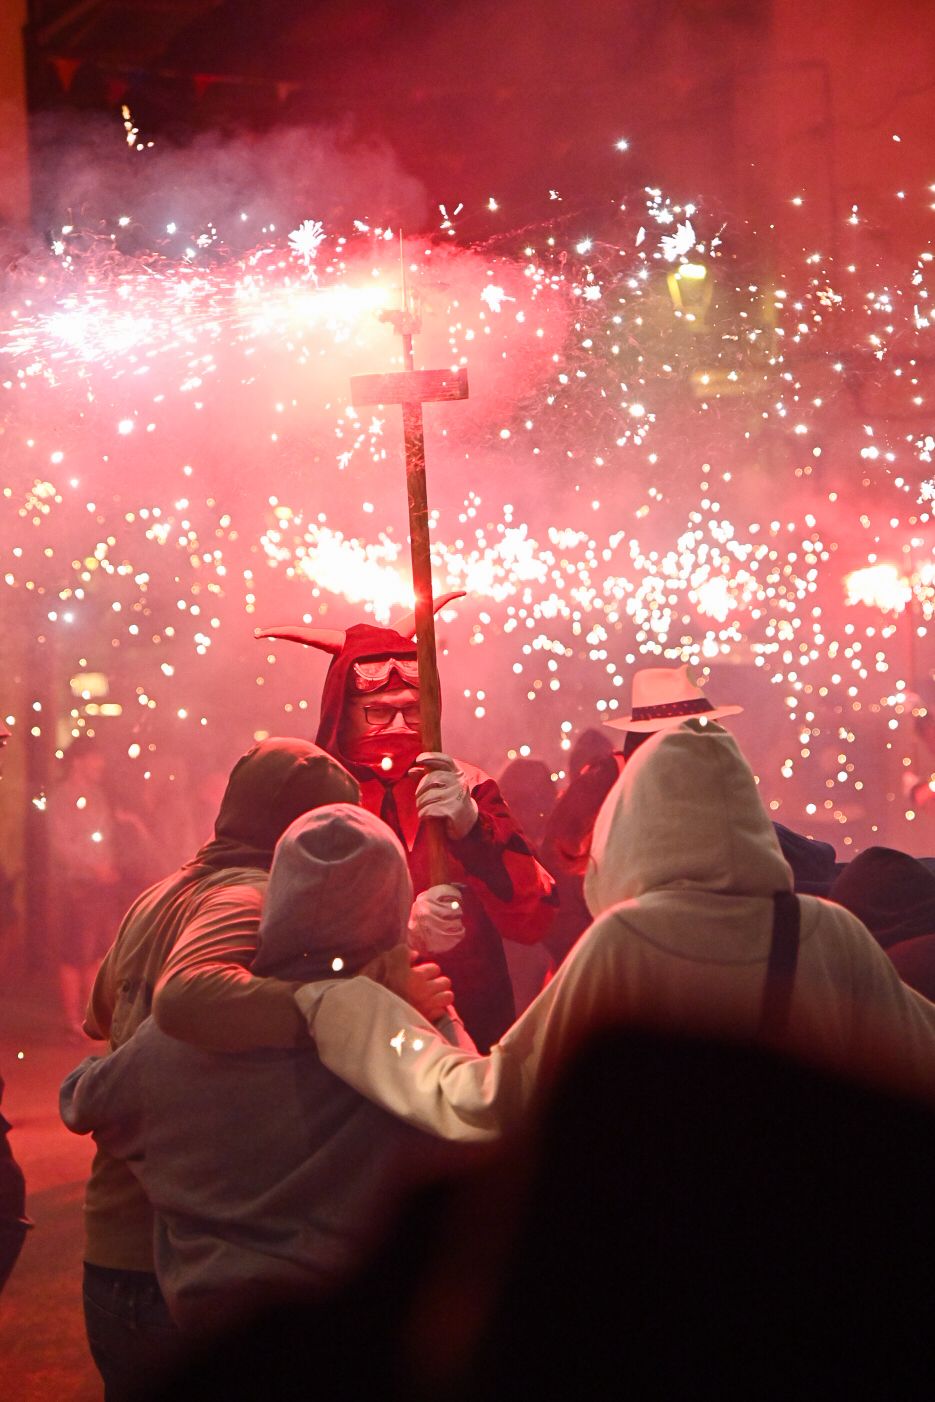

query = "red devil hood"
314;623;420;773
258;593;465;779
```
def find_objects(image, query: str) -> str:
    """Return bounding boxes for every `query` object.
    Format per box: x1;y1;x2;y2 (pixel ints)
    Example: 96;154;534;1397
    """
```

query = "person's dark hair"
622;729;652;762
545;750;620;874
568;727;614;779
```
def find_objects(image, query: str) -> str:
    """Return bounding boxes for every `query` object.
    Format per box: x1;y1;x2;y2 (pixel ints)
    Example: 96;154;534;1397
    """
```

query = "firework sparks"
288;218;327;269
844;565;912;614
2;176;933;849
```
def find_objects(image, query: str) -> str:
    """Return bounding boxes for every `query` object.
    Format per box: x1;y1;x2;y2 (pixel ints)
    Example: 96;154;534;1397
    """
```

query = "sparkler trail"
1;177;933;852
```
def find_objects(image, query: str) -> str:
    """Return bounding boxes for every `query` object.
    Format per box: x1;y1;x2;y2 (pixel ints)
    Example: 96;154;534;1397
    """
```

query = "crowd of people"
2;616;935;1396
0;733;229;1038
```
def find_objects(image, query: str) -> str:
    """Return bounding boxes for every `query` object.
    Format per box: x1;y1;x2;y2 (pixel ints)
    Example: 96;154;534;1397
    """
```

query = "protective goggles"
351;656;420;693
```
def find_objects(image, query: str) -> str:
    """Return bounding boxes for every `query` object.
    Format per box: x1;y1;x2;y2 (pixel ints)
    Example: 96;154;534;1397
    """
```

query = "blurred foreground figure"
62;807;467;1340
260;608;556;1050
295;721;935;1140
0;1075;30;1294
150;1027;935;1401
0;718;31;1294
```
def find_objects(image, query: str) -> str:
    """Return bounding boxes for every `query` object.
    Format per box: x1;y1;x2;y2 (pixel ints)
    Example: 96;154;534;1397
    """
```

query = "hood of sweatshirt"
314;623;422;777
252;803;414;980
191;738;360;874
583;721;792;918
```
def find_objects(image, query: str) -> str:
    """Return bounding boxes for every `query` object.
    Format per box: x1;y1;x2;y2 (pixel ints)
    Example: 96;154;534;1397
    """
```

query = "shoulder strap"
758;891;801;1041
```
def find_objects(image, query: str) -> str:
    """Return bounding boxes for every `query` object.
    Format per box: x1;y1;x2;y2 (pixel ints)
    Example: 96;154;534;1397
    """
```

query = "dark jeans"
83;1262;187;1402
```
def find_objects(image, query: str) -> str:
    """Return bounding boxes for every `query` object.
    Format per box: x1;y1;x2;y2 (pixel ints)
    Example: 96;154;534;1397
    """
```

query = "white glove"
414;752;479;840
407;884;467;955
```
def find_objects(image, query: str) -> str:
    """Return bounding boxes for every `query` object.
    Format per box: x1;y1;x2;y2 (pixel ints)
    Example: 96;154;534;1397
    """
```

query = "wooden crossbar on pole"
351;354;469;883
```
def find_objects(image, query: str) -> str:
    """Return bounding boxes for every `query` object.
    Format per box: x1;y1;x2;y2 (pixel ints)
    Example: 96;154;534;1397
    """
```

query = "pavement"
0;975;100;1402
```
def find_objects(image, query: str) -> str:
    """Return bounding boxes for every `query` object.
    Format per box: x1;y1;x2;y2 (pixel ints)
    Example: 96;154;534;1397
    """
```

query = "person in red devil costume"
258;596;556;1051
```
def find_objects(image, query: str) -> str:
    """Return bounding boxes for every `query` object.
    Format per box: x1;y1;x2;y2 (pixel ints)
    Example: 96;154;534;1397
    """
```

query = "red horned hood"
256;593;464;777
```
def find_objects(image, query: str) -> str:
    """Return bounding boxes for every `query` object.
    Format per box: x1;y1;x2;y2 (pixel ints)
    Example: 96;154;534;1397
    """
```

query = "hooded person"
830;846;935;1001
540;664;746;964
607;665;843;893
74;737;451;1402
257;602;556;1052
542;665;841;967
829;846;935;951
62;805;463;1341
287;722;935;1145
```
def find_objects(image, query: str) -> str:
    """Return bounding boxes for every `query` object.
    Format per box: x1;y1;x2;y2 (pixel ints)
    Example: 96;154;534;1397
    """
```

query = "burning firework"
2;162;933;851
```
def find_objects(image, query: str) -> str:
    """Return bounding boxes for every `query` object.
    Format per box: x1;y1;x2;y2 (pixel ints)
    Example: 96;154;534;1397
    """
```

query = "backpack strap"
758;891;801;1040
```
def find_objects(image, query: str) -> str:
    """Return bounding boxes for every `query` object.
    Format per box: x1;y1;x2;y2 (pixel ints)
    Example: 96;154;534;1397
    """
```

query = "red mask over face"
338;666;423;781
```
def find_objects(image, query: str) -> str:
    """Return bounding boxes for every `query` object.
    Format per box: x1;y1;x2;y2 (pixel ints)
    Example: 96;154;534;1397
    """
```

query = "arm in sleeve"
451;779;557;945
293;952;581;1141
60;1045;145;1162
152;882;308;1052
294;915;623;1139
435;1009;479;1053
295;978;519;1142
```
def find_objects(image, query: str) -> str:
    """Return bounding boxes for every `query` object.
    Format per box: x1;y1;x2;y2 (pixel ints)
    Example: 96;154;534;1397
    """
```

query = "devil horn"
255;625;346;655
395;591;467;641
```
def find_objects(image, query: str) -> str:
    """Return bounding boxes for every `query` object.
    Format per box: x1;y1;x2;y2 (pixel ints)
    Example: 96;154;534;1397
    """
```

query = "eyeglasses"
363;703;422;729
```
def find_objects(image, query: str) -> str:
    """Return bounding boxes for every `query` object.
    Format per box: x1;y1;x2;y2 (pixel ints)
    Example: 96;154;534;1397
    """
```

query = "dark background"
17;0;935;256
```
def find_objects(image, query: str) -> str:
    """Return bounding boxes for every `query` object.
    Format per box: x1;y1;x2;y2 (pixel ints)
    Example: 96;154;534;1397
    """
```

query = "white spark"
288;219;326;268
660;221;697;262
480;285;515;313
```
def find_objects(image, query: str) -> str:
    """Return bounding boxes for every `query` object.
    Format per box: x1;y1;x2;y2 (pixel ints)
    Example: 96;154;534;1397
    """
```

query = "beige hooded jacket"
295;723;935;1139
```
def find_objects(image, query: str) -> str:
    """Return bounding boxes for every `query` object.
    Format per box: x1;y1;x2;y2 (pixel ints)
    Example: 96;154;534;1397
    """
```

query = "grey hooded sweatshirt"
294;723;935;1140
80;736;360;1273
61;805;450;1335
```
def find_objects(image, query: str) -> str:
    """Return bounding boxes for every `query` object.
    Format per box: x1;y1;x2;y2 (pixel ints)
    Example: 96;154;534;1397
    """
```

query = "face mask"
340;683;423;780
346;731;423;780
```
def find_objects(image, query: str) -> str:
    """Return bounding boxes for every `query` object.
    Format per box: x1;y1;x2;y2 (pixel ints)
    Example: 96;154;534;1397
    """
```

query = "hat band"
630;698;715;721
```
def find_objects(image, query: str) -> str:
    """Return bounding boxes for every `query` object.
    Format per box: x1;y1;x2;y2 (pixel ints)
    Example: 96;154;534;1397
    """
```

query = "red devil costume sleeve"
257;611;556;1051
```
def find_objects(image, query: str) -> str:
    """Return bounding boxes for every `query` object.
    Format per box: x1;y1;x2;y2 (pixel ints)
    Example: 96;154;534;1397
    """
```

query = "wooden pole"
400;328;444;878
399;332;441;741
351;329;469;885
401;381;447;879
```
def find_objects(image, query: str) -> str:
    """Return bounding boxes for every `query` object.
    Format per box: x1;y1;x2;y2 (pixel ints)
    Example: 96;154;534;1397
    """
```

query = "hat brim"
603;703;744;732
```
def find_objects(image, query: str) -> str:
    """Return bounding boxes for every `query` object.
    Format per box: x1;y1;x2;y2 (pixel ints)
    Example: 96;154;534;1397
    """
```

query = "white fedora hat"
604;663;743;732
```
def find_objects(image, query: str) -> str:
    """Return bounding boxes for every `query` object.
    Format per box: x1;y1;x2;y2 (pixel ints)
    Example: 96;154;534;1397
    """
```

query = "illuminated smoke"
1;152;934;851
